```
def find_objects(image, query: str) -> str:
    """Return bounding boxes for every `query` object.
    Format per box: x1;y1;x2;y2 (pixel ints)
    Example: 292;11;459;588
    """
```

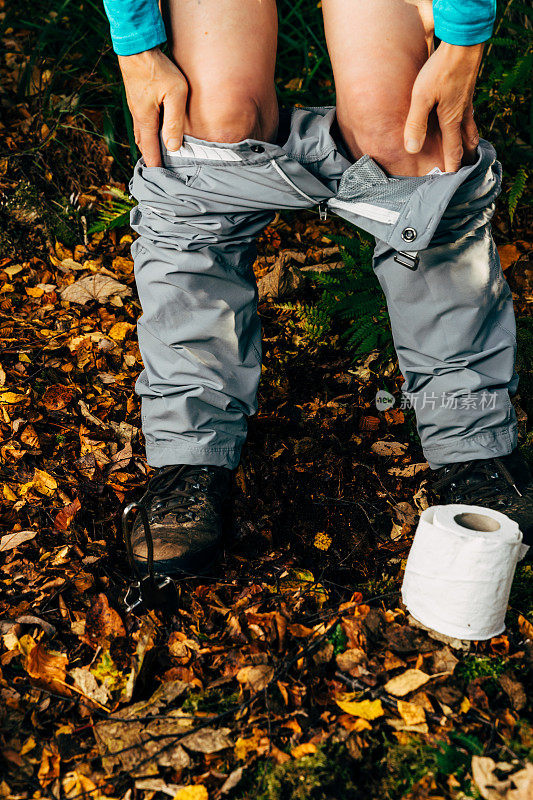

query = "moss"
0;181;80;253
238;743;363;800
509;564;533;617
456;655;507;683
181;686;240;715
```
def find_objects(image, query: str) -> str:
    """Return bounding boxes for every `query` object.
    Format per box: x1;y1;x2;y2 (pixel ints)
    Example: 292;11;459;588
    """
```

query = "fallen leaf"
0;391;27;404
32;469;57;496
397;700;426;726
291;743;317;758
371;441;408;457
54;498;81;531
108;321;135;341
85;593;126;648
221;767;243;794
24;641;70;696
335;698;384;720
180;728;232;754
173;787;208;800
0;529;36;552
41;385;76;410
70;667;110;707
498;244;520;272
518;614;533;641
237;664;274;692
384;669;430;697
472;756;533;800
61;274;132;305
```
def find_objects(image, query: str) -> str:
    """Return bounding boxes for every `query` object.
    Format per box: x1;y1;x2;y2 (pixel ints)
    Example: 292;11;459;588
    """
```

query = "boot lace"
141;465;210;521
433;457;523;505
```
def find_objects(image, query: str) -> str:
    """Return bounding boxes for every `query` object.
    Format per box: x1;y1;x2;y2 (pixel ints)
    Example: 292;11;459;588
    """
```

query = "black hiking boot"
431;450;533;548
127;464;232;576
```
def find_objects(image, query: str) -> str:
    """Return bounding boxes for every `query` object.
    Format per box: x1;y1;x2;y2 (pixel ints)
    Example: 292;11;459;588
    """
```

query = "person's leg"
323;0;440;176
322;0;519;470
128;2;338;573
133;0;278;474
163;0;279;144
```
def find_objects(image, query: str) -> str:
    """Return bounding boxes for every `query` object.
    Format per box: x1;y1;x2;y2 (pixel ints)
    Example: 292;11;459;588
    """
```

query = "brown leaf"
61;274;132;305
397;700;426;726
257;252;305;301
41;384;76;411
84;593;126;648
370;440;408;457
54;498;81;531
384;669;430;697
431;646;459;675
499;674;527;712
518;614;533;641
472;756;533;800
25;641;70;696
336;648;367;675
236;664;274;693
0;529;36;552
180;728;233;753
497;244;520;272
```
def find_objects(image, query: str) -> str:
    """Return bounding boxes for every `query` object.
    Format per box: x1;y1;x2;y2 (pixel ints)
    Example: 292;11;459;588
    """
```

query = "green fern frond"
88;186;136;234
508;168;528;223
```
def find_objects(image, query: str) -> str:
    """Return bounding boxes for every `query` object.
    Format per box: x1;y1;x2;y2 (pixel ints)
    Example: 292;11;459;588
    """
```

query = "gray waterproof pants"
129;107;518;471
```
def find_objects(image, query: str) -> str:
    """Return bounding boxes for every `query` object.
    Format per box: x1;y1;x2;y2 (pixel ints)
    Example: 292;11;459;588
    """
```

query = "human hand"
118;47;188;167
404;42;484;172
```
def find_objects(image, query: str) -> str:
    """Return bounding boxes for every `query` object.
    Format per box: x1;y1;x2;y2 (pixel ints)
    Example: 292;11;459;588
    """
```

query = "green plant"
282;231;395;363
89;186;135;233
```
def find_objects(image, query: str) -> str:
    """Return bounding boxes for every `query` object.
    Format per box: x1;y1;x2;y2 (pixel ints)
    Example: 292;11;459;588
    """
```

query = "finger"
404;88;434;154
439;118;464;173
161;90;186;152
136;117;162;168
461;104;479;164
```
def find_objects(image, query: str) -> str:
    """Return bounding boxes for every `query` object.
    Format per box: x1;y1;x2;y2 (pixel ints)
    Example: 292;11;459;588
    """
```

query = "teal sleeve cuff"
111;25;167;56
433;0;496;45
102;0;167;56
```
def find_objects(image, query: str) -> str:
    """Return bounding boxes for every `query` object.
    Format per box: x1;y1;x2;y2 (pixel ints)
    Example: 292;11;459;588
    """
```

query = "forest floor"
1;14;533;800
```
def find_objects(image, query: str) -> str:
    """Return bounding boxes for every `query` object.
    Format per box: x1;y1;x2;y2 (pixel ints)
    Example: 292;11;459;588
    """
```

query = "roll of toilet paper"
401;504;528;641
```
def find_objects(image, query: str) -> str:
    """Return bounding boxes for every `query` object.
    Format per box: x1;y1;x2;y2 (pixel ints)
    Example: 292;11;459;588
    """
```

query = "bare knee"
338;85;444;176
185;91;278;144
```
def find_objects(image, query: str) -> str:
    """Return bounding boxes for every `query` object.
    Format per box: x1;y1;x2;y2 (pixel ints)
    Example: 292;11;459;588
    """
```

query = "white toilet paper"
401;504;528;640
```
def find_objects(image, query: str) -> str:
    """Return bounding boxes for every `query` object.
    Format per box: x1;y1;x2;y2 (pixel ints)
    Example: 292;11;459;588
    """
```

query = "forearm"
102;0;166;55
433;0;496;45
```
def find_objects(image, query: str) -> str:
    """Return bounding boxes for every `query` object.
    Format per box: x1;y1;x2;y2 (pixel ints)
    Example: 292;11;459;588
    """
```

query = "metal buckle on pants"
394;250;419;270
121;502;178;613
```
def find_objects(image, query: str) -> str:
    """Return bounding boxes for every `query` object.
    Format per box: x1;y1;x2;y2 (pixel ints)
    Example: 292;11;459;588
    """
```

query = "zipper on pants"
270;158;327;219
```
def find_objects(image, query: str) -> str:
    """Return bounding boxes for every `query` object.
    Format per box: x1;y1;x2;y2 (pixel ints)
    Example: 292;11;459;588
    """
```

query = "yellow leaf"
0;392;27;404
518;614;533;641
26;287;44;298
460;696;471;714
33;469;57;496
291;743;317;759
20;735;36;755
0;283;14;293
335;698;384;720
313;532;332;551
173;787;208;800
384;669;430;697
3;484;17;501
108;321;135;341
397;700;426;726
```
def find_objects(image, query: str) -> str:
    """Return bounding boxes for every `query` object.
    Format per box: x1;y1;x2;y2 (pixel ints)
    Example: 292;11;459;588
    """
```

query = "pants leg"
328;140;518;467
129;125;333;468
